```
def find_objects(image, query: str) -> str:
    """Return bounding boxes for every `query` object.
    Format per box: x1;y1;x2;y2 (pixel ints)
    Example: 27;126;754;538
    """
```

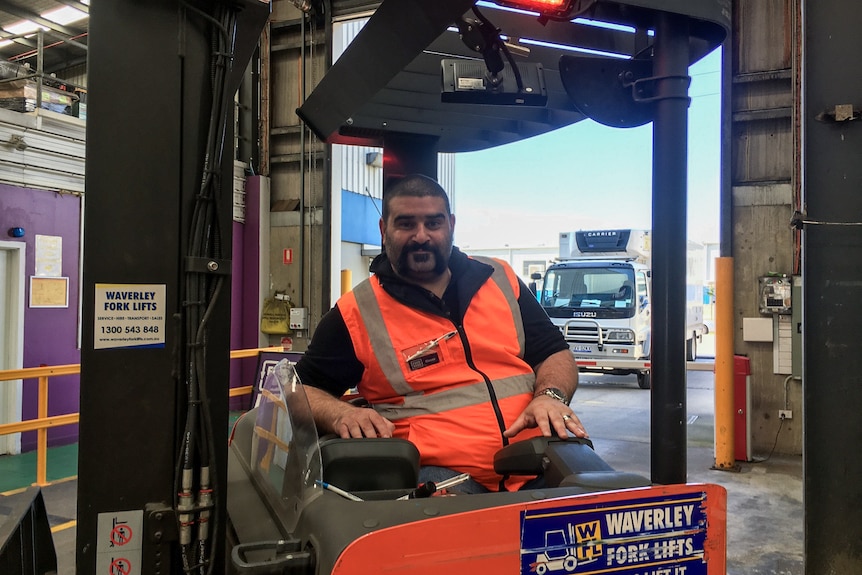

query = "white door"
0;241;25;455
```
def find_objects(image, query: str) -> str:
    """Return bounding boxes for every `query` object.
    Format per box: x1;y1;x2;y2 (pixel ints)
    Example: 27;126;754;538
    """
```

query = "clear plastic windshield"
250;359;322;524
541;267;636;310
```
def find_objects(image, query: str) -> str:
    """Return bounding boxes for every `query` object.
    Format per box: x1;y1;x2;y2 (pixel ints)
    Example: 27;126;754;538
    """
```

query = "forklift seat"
319;436;420;492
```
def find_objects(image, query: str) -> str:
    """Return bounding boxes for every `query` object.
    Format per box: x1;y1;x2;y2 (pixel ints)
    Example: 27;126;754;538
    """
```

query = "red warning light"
492;0;574;18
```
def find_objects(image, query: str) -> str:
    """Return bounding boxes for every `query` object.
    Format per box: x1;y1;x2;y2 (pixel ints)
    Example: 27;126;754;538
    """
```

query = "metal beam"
0;30;36;52
41;29;88;52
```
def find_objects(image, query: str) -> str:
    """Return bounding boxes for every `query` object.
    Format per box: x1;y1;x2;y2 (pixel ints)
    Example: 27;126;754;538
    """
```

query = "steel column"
802;1;862;571
649;11;691;485
78;2;267;573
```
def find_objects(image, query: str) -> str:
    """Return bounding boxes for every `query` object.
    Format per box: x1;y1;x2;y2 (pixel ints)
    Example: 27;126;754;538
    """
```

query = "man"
296;174;587;493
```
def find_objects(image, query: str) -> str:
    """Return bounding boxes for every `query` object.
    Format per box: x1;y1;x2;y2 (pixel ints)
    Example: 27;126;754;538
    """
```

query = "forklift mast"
77;2;268;573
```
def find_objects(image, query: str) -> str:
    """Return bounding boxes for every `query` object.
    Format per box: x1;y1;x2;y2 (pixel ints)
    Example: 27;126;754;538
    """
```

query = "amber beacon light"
492;0;575;19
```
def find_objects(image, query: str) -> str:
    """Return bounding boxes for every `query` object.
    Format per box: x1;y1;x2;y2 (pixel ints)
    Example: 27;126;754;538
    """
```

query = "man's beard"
386;238;451;281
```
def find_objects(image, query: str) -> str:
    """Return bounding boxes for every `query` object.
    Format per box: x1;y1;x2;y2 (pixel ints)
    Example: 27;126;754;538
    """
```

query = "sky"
452;48;722;250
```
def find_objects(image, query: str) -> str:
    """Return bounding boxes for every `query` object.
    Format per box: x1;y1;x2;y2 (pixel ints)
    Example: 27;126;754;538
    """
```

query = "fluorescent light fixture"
4;20;45;35
572;18;635;33
520;37;630;59
43;6;88;26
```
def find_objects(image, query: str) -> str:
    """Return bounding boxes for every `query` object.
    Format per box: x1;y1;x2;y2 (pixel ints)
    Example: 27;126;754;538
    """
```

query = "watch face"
544;388;567;403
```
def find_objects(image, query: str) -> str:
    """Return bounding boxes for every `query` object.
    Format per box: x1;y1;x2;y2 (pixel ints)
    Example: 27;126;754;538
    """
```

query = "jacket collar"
368;247;494;318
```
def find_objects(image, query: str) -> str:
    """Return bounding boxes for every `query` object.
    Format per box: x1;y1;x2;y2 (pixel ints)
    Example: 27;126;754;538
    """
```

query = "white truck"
534;229;706;389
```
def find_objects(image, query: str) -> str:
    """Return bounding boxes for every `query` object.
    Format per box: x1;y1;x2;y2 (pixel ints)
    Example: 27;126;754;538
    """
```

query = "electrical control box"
759;275;791;314
289;307;308;330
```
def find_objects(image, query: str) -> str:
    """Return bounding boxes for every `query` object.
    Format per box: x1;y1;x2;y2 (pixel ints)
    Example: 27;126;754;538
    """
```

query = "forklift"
1;1;730;574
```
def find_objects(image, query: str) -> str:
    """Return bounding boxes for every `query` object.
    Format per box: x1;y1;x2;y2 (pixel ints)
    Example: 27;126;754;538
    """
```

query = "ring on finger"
562;414;572;422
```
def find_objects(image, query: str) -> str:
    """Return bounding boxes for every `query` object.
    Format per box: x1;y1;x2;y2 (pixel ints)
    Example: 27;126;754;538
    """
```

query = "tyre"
637;371;651;389
564;556;578;571
686;335;697;362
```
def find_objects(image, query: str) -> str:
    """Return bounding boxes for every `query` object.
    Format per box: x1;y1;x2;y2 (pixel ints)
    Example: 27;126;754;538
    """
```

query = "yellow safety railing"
0;347;283;486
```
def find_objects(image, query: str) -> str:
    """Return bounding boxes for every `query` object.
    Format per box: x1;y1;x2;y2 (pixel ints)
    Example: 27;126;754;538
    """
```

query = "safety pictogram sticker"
110;522;133;547
110;557;132;575
98;510;143;575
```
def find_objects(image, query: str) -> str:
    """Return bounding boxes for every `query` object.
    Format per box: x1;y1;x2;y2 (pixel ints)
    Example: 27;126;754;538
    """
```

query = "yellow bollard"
713;257;736;470
341;269;352;296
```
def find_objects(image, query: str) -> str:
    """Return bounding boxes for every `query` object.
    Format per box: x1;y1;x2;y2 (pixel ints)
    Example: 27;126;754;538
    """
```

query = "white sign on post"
94;284;167;350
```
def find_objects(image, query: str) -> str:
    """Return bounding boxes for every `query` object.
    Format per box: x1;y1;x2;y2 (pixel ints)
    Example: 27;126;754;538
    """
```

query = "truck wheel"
686;336;697;362
564;556;578;571
536;563;548;575
637;371;651;390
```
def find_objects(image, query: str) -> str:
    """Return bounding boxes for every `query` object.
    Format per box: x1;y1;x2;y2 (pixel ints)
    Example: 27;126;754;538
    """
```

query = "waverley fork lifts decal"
520;492;710;575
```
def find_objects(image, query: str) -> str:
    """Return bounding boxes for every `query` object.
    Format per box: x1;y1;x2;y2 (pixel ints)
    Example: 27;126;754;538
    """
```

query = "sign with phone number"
94;283;166;350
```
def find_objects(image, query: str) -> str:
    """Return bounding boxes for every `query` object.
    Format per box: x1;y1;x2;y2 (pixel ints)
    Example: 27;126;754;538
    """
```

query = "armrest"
494;436;651;490
493;436;595;475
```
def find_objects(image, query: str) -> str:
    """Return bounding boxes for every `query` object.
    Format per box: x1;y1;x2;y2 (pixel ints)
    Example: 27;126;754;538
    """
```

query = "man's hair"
382;174;451;221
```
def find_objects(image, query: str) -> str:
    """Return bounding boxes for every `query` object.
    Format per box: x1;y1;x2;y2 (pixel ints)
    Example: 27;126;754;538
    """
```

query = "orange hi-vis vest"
338;256;543;491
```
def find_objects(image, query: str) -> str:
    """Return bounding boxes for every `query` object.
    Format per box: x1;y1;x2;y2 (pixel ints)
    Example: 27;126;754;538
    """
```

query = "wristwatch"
537;387;569;404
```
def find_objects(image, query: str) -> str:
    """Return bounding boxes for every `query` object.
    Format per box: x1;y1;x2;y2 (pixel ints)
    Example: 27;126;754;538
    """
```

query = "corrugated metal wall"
731;0;801;455
57;63;87;88
333;17;456;203
0;108;85;194
268;1;330;344
325;14;456;302
335;144;456;202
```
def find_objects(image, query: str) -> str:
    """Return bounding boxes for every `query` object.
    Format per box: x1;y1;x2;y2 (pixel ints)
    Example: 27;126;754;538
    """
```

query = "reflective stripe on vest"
476;256;526;356
352;280;414;395
373;372;535;421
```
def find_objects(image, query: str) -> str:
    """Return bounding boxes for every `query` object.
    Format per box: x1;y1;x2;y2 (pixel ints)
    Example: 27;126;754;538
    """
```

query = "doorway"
0;240;25;455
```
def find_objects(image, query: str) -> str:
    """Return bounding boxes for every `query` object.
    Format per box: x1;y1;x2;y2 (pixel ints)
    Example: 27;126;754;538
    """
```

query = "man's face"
381;195;455;283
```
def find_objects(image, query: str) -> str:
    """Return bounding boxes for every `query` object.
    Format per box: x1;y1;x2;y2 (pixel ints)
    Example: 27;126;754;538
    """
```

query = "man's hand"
333;405;396;438
305;385;395;438
504;394;588;440
505;348;586;439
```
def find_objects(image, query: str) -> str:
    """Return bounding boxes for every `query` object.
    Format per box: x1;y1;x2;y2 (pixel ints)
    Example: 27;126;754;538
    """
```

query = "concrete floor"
576;367;803;575
28;351;803;575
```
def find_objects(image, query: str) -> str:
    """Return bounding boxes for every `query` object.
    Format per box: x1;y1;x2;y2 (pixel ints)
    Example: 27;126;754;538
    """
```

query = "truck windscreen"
541;267;637;311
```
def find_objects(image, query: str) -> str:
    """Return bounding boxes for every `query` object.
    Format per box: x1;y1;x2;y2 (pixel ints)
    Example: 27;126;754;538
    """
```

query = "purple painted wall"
0;176;263;447
230;175;264;411
0;183;82;450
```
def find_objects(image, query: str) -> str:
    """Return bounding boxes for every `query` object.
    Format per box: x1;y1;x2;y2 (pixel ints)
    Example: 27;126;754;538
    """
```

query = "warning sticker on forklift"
520;492;707;575
96;510;143;575
94;284;166;350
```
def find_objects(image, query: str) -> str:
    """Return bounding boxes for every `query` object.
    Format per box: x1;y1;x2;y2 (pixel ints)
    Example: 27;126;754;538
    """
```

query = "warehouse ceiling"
0;0;89;74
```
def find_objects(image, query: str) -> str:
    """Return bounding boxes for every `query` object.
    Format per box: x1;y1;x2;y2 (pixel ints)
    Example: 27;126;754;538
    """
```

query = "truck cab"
539;230;655;388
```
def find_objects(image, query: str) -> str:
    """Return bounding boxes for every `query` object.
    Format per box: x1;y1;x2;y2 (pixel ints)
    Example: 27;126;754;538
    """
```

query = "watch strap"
537;387;569;404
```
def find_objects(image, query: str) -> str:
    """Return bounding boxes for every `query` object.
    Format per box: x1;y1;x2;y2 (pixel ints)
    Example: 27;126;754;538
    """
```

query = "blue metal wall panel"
341;189;381;245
